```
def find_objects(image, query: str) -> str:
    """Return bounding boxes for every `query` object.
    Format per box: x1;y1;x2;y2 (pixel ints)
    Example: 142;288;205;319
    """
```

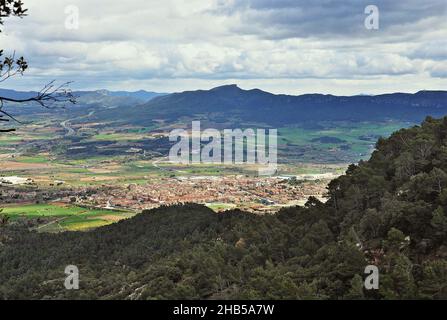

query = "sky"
1;0;446;95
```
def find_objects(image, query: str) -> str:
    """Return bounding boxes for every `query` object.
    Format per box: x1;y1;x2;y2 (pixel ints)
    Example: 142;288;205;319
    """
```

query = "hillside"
0;88;166;118
5;86;447;164
6;86;442;128
100;85;447;127
1;116;446;299
0;88;166;103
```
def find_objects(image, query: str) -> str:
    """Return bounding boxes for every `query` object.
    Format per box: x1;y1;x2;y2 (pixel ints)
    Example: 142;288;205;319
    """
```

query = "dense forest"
1;116;447;299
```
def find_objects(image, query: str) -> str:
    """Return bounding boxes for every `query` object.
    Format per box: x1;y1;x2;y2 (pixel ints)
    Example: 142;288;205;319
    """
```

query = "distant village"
64;175;332;213
0;173;335;213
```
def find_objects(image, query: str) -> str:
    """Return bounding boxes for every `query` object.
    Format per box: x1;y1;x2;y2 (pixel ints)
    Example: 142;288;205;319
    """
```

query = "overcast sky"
1;0;446;95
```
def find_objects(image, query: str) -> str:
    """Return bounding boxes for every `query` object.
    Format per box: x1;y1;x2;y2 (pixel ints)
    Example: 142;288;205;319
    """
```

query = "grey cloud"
408;41;447;61
429;62;447;78
213;0;446;39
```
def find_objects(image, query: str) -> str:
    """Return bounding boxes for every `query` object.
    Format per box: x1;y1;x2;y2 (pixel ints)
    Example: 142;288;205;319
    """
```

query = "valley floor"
1;117;408;231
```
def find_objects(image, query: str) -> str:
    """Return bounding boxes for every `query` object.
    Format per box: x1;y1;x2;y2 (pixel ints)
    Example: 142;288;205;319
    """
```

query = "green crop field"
1;203;135;232
278;121;414;162
16;156;50;164
205;203;237;212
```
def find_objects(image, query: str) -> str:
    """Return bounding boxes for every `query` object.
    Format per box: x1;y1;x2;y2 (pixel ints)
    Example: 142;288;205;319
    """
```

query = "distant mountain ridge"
76;89;167;102
0;88;167;103
106;90;167;101
2;85;447;127
0;88;38;100
104;84;447;126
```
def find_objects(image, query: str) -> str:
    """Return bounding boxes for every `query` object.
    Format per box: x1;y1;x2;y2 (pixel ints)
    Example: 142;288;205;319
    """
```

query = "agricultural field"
0;118;413;233
0;119;408;191
278;121;414;163
205;202;237;212
1;203;134;232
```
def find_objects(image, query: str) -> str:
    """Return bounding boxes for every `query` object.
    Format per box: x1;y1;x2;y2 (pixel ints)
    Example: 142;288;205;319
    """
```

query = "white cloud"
0;0;445;94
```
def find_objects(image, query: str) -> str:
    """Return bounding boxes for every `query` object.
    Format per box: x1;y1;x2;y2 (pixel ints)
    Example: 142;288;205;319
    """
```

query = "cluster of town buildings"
68;175;330;213
0;171;334;213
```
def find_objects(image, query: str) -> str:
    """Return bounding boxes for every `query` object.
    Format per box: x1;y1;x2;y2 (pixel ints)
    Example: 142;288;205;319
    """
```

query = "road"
60;111;95;137
60;119;75;136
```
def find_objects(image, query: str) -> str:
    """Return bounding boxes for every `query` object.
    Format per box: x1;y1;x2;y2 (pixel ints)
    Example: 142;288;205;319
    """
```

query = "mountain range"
0;88;166;103
94;85;447;127
2;85;447;127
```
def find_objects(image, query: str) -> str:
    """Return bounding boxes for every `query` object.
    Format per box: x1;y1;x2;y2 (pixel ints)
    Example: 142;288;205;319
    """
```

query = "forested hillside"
110;86;447;126
1;116;446;300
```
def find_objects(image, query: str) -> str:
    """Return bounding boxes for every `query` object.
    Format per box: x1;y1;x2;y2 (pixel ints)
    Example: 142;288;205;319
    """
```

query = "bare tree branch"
0;81;76;131
0;81;76;107
0;1;75;132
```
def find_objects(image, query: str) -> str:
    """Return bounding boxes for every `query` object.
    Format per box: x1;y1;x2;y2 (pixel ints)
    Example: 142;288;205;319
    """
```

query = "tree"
431;206;447;240
0;209;10;246
344;274;365;300
419;260;447;299
384;227;406;252
0;209;9;227
0;0;75;132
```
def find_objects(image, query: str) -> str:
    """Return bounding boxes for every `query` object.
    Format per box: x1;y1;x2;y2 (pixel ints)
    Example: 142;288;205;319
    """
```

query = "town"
0;174;335;214
63;174;333;213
